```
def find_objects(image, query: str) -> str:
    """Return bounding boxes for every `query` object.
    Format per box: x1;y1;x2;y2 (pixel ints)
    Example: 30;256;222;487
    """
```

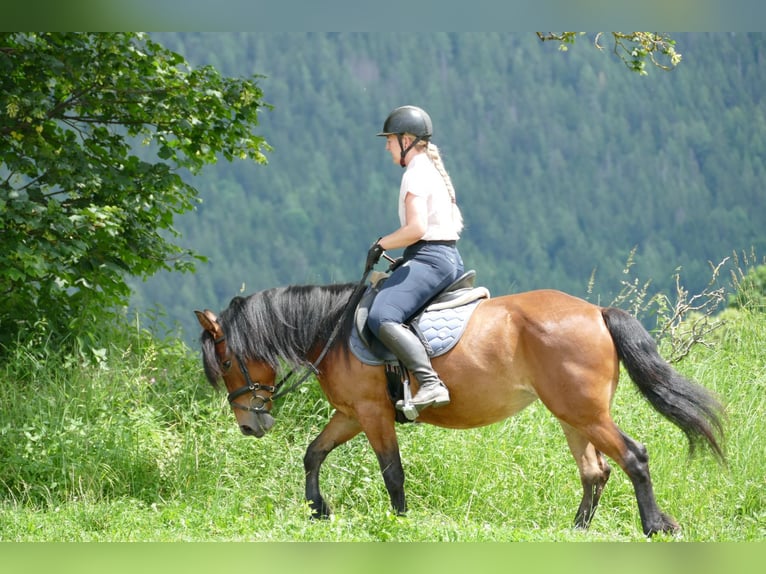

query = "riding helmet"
377;105;433;138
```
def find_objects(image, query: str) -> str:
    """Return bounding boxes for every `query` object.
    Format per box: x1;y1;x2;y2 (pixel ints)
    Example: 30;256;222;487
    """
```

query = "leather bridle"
226;348;283;413
212;334;309;415
213;264;375;417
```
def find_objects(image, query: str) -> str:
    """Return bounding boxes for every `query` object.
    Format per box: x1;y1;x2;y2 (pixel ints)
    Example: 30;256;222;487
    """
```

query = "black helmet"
377;105;433;138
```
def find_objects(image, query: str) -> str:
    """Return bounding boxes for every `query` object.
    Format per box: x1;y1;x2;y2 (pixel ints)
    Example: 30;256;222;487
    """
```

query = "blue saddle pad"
349;299;483;366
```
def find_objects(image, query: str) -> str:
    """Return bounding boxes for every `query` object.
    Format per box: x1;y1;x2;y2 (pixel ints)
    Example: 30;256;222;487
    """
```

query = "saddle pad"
349;299;483;366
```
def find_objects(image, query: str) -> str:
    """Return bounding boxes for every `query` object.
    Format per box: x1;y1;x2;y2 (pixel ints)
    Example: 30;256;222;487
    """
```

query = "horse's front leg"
303;410;362;518
358;410;407;515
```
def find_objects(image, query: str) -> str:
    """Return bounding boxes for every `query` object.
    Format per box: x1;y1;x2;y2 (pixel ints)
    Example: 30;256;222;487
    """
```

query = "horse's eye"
222;360;232;370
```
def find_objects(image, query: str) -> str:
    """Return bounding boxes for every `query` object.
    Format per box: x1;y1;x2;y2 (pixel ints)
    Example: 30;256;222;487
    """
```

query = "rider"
365;105;465;413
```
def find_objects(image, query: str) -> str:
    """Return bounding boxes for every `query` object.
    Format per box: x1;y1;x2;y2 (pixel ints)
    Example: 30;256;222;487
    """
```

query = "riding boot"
376;322;450;410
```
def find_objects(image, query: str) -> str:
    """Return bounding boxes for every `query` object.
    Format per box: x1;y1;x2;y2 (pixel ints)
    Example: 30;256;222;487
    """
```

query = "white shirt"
398;153;461;241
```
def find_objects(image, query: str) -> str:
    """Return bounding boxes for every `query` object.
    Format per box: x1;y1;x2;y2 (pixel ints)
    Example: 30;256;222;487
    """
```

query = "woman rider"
364;105;465;414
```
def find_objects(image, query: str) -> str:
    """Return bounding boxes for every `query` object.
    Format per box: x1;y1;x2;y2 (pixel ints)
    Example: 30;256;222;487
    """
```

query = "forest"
1;33;764;547
127;33;766;342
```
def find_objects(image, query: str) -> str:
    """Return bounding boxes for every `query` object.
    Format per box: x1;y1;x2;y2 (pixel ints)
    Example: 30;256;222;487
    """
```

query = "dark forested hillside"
128;33;766;342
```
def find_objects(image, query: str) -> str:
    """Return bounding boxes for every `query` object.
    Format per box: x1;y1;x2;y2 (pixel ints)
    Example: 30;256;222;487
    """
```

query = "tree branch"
536;32;681;73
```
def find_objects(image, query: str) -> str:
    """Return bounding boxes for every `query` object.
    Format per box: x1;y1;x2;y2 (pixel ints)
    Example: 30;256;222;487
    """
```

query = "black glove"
364;240;384;273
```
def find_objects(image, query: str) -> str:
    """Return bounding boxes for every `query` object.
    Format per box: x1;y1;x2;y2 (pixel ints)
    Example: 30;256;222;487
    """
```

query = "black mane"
200;282;362;385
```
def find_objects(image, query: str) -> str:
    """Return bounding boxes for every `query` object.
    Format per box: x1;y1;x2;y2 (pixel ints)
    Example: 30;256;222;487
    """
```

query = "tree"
0;33;271;348
536;32;682;75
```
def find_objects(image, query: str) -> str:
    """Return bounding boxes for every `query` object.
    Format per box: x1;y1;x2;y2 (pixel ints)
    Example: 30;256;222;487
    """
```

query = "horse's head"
196;309;277;438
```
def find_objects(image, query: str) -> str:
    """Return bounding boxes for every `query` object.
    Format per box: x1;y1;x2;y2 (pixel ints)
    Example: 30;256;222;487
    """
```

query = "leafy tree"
536;32;681;75
0;32;271;348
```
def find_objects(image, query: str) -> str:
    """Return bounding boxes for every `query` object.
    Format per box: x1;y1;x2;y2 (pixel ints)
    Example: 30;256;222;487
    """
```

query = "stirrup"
396;378;419;421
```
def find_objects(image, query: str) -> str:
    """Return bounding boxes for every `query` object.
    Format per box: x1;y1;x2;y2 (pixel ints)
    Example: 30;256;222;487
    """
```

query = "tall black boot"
377;322;450;410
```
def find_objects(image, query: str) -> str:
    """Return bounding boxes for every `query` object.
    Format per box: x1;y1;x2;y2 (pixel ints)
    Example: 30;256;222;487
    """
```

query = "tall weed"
1;270;764;540
0;320;222;507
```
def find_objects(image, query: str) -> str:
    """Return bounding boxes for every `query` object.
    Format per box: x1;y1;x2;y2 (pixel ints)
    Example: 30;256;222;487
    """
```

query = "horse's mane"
200;282;362;386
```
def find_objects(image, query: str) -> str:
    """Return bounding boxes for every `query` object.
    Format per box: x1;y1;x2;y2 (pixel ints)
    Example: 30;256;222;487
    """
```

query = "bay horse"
195;279;725;537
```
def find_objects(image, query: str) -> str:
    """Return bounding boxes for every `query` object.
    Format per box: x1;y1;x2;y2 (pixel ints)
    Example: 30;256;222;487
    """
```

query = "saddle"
349;270;490;366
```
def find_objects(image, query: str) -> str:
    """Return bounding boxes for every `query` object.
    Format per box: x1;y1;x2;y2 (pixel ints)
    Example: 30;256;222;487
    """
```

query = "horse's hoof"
644;514;681;537
308;500;332;520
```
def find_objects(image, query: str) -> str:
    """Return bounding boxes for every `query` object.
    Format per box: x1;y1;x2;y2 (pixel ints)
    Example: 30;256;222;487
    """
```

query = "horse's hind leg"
303;411;362;518
559;421;612;529
577;419;680;536
615;427;680;536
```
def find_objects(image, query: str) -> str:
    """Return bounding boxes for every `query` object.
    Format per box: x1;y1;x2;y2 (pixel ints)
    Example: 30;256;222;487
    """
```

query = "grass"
0;306;764;542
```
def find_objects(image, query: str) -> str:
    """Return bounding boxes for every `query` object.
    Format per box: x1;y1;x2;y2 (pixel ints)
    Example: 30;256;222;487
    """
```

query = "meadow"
0;303;763;544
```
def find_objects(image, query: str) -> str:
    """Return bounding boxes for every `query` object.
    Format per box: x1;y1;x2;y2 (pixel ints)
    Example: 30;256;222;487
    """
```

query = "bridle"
212;333;315;415
213;264;377;416
229;347;314;414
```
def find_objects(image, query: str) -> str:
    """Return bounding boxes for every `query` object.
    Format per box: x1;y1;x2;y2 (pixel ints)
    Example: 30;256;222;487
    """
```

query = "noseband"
226;354;281;413
213;335;318;415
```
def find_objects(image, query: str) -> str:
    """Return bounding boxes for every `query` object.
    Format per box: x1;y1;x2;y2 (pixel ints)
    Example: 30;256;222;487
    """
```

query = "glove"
364;239;384;273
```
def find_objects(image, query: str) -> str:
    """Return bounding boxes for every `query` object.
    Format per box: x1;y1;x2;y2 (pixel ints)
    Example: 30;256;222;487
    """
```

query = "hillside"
127;33;766;342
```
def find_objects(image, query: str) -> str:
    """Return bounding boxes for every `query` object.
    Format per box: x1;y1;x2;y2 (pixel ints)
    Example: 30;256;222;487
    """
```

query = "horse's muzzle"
239;412;275;438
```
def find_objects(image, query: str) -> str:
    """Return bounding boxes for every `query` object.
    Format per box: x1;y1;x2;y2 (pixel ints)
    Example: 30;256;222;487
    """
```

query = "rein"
223;266;376;414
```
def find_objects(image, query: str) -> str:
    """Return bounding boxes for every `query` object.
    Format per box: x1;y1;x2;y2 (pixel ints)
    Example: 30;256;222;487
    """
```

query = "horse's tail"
601;306;726;463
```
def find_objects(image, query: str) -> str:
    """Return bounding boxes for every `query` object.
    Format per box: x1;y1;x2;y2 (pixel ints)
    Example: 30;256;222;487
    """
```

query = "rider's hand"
364;239;384;273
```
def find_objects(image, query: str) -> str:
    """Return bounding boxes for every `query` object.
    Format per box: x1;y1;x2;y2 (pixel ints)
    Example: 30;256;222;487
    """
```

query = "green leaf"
0;32;271;348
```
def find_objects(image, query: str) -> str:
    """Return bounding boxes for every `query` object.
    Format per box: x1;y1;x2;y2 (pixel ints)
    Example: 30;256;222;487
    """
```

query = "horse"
195;277;725;537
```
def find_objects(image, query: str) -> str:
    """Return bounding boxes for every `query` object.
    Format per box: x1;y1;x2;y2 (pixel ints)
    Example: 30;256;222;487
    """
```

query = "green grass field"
1;306;763;542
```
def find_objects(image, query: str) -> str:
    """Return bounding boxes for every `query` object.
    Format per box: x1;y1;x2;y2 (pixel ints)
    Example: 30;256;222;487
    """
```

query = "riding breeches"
366;240;464;337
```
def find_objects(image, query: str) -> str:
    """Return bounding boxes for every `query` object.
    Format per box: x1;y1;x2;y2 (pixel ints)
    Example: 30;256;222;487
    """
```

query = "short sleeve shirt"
398;153;460;241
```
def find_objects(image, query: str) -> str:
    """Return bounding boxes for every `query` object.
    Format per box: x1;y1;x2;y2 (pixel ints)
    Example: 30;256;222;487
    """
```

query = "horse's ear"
195;309;223;339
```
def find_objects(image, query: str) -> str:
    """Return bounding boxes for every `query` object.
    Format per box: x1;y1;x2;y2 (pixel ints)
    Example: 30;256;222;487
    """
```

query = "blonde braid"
426;141;464;233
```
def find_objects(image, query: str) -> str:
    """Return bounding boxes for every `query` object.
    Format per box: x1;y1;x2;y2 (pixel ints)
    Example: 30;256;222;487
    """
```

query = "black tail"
602;307;725;463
